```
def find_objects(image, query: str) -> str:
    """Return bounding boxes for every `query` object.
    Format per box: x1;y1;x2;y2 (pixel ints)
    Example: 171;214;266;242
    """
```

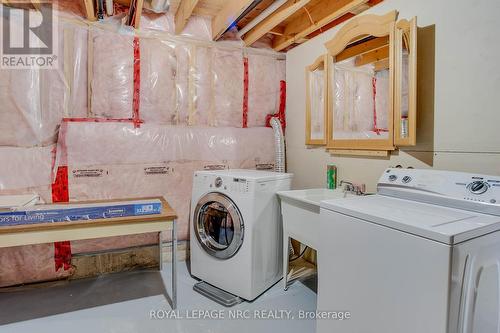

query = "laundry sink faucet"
339;180;366;196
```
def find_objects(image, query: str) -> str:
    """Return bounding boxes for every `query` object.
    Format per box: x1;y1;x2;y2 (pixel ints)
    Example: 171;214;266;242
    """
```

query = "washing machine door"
194;192;244;260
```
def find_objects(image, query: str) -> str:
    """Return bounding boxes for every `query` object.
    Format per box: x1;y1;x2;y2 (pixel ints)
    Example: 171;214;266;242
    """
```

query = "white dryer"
190;169;292;301
318;168;500;333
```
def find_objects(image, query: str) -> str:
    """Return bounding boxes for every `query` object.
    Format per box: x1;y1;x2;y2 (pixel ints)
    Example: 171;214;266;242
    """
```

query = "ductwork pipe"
237;0;288;38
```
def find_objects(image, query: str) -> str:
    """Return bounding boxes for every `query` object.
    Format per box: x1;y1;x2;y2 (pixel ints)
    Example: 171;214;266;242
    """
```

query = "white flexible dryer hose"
270;117;285;173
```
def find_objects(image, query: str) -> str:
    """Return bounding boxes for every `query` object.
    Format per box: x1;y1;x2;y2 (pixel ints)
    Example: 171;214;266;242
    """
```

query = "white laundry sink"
277;188;354;289
278;189;350;213
278;188;352;250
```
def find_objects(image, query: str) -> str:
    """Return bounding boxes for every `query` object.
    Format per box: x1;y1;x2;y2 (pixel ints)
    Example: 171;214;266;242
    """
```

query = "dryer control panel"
378;168;500;216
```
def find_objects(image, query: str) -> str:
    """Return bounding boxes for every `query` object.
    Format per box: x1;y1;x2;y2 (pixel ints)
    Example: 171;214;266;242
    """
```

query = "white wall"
285;0;500;192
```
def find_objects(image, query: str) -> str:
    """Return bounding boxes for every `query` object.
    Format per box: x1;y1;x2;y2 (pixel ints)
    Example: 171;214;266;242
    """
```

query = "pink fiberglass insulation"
64;23;89;118
140;38;178;123
0;186;53;204
0;146;53;190
140;13;211;40
247;53;286;127
0;69;52;146
213;47;244;127
174;44;191;125
0;5;284;287
0;18;87;147
191;46;214;126
91;23;179;123
0;244;72;287
53;124;276;245
55;123;275;167
68;159;275;246
91;30;134;119
68;162;196;243
179;15;212;40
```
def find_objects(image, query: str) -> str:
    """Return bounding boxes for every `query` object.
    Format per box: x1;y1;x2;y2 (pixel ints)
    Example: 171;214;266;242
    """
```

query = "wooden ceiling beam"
273;0;369;51
268;26;285;36
242;0;312;46
373;57;389;71
212;0;256;40
354;44;389;66
336;35;389;62
133;0;144;28
81;0;97;21
175;0;202;34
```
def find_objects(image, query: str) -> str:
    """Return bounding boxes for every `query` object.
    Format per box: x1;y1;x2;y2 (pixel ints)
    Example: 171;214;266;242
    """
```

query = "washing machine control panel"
195;174;250;193
467;180;490;195
230;178;249;193
378;168;500;215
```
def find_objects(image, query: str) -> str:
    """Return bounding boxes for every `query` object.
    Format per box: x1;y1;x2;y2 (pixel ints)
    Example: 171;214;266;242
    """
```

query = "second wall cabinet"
306;10;417;156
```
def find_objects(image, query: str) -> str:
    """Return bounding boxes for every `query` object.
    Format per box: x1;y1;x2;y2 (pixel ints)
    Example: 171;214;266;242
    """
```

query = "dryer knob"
215;177;223;188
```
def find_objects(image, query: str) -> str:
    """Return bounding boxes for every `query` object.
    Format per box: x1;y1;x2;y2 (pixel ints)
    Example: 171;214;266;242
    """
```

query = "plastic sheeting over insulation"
0;3;285;287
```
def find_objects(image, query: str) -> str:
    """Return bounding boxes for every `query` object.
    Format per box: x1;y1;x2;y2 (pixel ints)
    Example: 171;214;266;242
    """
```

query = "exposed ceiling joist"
268;27;285;36
242;0;312;46
354;44;389;66
373;57;389;71
212;0;257;40
175;0;202;34
336;35;389;62
134;0;144;28
81;0;97;21
273;0;370;51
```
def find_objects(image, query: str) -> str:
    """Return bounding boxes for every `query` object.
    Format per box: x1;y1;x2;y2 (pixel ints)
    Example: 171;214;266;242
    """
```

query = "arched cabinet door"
394;17;417;147
323;11;418;154
305;54;328;145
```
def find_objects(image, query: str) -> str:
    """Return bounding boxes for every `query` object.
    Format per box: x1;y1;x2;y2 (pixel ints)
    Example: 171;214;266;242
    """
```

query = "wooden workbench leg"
158;231;163;271
283;234;289;291
172;219;177;310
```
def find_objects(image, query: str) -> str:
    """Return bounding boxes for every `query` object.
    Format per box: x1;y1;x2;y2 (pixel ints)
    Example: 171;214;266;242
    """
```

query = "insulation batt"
213;47;244;127
247;53;286;127
0;4;284;287
0;18;88;146
91;31;179;123
91;33;245;126
0;146;53;190
0;244;72;287
1;125;275;287
91;30;134;119
55;123;275;167
54;123;276;244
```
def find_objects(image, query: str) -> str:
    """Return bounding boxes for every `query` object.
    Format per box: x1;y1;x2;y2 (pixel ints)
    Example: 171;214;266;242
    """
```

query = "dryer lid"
321;195;500;245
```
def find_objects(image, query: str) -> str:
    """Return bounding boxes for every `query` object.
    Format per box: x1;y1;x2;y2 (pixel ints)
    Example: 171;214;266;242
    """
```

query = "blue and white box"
0;199;162;226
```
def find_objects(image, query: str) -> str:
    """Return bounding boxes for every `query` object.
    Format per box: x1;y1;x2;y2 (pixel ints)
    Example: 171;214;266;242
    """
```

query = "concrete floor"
0;262;317;333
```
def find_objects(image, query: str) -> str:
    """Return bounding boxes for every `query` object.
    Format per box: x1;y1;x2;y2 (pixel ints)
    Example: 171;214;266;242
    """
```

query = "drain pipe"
270;117;285;173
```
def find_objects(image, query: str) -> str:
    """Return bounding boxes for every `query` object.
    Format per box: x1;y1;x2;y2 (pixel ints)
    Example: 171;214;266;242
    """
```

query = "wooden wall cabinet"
305;55;328;145
318;11;417;156
394;17;418;146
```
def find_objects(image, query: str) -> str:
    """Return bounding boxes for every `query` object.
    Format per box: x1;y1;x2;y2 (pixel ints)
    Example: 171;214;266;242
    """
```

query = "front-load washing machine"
190;169;292;301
